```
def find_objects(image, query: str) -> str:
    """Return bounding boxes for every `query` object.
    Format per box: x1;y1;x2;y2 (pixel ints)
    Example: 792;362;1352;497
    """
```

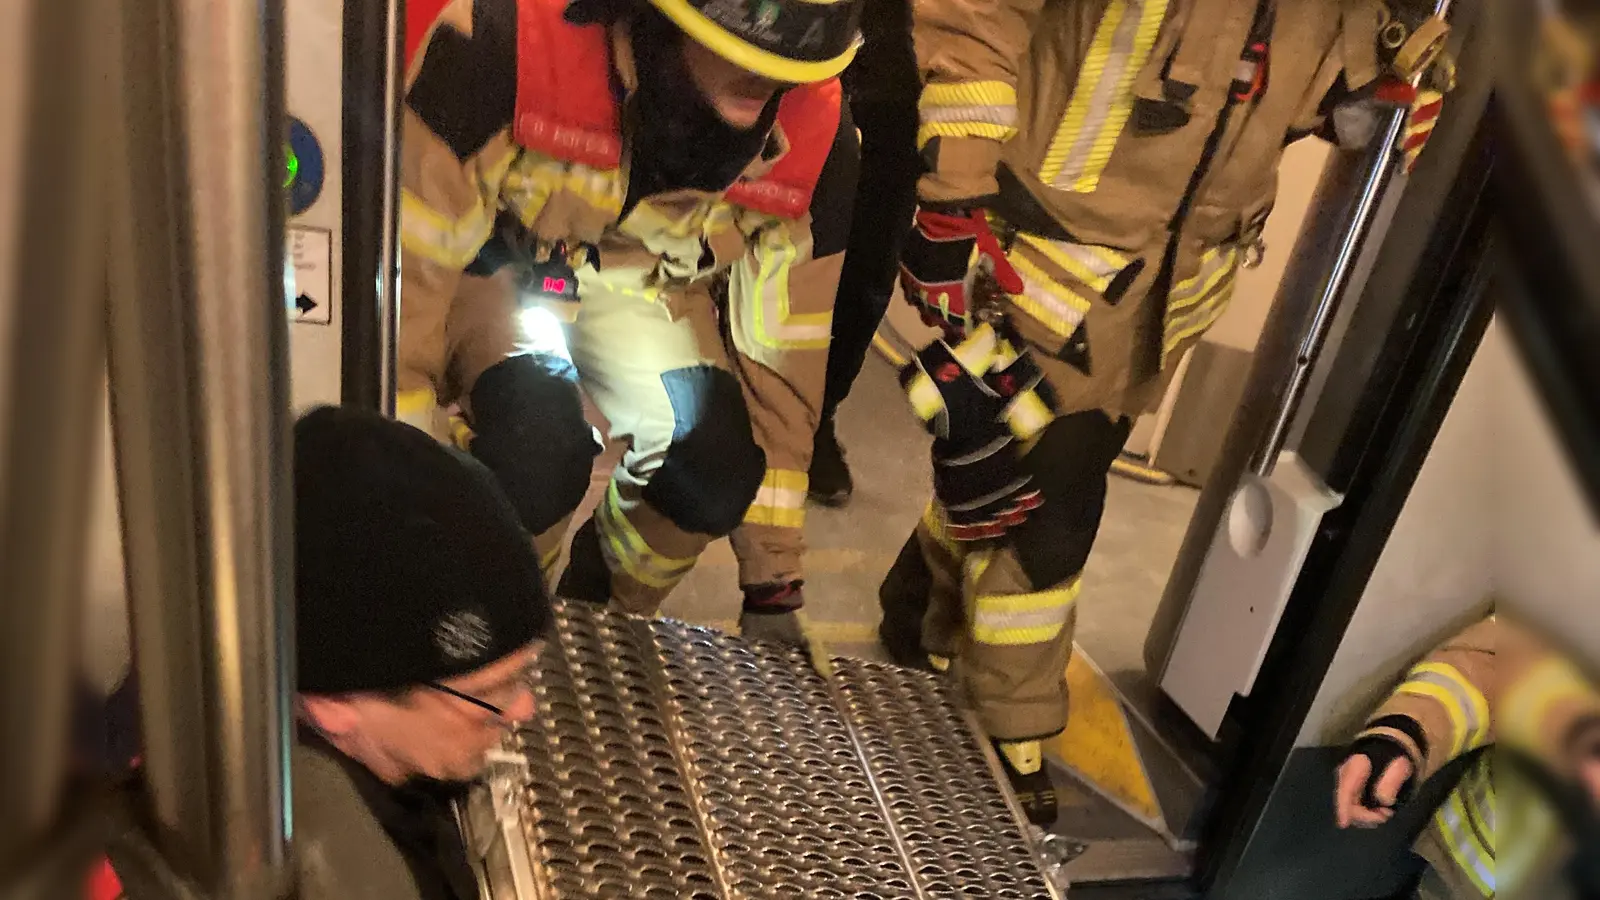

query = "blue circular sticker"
286;116;325;216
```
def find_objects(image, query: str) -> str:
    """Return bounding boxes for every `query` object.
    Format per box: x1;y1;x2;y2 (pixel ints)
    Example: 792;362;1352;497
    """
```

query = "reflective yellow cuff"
917;121;1017;149
973;579;1081;646
745;469;808;529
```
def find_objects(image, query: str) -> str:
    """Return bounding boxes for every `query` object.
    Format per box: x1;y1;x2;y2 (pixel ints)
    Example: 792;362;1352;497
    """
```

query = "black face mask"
624;8;783;209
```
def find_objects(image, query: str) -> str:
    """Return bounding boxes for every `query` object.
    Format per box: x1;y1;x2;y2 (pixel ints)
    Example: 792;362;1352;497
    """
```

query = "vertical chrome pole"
0;0;106;867
1249;0;1455;477
342;0;405;416
105;0;294;895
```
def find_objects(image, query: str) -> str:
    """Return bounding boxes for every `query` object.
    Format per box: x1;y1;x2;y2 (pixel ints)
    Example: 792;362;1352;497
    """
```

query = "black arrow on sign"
295;293;318;316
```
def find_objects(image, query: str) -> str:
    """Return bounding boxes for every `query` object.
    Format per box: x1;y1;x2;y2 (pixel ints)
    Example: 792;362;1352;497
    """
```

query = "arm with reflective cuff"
911;0;1043;201
1357;616;1498;783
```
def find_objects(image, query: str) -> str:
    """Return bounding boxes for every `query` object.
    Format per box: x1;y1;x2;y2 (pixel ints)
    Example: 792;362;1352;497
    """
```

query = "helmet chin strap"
624;8;784;208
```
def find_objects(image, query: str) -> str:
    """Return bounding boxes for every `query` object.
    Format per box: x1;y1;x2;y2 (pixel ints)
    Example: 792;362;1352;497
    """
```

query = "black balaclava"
623;6;784;210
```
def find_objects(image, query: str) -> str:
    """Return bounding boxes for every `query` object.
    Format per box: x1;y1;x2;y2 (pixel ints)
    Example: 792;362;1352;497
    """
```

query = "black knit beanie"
294;405;552;695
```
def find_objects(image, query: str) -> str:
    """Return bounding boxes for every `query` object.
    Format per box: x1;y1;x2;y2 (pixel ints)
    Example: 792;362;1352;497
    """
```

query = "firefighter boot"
995;739;1059;828
739;581;807;647
807;414;853;507
878;531;935;671
556;517;611;605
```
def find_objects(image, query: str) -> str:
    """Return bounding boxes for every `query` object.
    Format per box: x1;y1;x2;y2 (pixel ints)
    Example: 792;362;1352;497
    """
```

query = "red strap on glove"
900;208;1025;336
913;209;1025;294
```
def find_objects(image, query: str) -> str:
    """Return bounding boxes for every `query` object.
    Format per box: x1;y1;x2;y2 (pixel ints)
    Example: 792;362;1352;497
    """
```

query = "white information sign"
288;225;333;326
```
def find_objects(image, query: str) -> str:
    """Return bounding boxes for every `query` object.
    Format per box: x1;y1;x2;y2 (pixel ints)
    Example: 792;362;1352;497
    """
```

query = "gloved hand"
899;206;1024;336
901;323;1058;541
1334;731;1420;829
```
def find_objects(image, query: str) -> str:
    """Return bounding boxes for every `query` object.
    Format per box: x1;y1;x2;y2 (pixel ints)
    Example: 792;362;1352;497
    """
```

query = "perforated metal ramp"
460;601;1067;900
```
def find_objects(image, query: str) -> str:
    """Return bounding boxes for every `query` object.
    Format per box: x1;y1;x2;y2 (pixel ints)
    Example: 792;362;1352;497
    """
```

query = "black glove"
899;206;1024;336
1342;714;1429;808
902;324;1057;540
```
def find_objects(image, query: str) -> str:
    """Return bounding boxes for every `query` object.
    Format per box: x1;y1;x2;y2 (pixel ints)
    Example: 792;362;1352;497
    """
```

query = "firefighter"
878;0;1458;823
1334;613;1600;899
399;0;862;644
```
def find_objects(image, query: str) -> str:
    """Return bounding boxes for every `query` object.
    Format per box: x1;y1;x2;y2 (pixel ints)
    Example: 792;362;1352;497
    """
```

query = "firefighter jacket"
398;0;854;410
908;0;1450;416
1356;614;1600;899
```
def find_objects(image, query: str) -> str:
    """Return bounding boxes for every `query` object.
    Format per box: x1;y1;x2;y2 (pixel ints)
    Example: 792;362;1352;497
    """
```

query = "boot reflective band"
1039;0;1170;192
744;469;808;528
969;566;1081;647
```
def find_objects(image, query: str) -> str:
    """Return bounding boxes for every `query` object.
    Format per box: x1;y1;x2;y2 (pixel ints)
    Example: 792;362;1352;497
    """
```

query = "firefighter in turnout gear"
400;0;862;644
1335;613;1600;899
877;0;1458;823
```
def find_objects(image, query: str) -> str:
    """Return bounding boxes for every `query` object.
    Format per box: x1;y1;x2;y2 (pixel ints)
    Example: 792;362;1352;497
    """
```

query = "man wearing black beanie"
290;405;551;900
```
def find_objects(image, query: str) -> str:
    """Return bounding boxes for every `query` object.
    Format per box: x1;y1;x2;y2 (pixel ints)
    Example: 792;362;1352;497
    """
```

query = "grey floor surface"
567;353;1200;706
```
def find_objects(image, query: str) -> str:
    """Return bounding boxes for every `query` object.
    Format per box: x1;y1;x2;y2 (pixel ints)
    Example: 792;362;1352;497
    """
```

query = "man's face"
679;38;783;130
306;642;544;784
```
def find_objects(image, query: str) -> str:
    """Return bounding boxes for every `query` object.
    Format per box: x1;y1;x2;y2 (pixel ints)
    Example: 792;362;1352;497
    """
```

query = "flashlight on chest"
514;241;593;359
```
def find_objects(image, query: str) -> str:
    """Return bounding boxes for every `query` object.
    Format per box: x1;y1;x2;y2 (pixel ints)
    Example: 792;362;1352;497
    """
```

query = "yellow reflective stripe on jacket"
402;191;498;270
1010;250;1093;338
500;157;624;227
596;481;698;590
1433;756;1495;897
1038;0;1170;192
1398;661;1492;757
917;80;1020;148
971;575;1082;646
1502;655;1595;753
1162;246;1239;361
749;228;832;350
744;469;808;529
395;388;440;439
1014;233;1130;293
400;148;518;270
539;542;562;577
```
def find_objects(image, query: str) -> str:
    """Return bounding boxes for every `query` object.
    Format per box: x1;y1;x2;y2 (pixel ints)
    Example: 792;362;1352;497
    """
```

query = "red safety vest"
407;0;841;221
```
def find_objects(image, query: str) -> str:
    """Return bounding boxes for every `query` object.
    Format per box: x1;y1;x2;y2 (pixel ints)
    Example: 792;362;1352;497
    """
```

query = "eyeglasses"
424;681;506;718
423;663;540;720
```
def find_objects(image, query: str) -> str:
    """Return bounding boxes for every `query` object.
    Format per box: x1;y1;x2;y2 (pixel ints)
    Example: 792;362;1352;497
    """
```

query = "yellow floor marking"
1045;645;1166;832
1110;457;1177;485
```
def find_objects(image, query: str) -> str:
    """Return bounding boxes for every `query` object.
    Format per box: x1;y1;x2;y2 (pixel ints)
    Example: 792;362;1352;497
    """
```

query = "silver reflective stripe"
1435;790;1496;896
1407;667;1486;753
920;104;1021;127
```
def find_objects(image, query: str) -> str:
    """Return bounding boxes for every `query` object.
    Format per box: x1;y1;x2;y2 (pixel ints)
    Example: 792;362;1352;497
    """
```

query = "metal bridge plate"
460;601;1064;900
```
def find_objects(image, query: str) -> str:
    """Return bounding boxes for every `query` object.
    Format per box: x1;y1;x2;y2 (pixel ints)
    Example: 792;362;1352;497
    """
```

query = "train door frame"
1177;4;1501;892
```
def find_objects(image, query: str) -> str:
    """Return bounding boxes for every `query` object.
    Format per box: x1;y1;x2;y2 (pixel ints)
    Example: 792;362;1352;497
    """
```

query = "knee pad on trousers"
1010;410;1133;590
467;353;602;535
641;366;766;536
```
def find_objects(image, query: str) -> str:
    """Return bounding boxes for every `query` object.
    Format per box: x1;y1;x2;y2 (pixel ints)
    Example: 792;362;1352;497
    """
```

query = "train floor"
563;352;1213;895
